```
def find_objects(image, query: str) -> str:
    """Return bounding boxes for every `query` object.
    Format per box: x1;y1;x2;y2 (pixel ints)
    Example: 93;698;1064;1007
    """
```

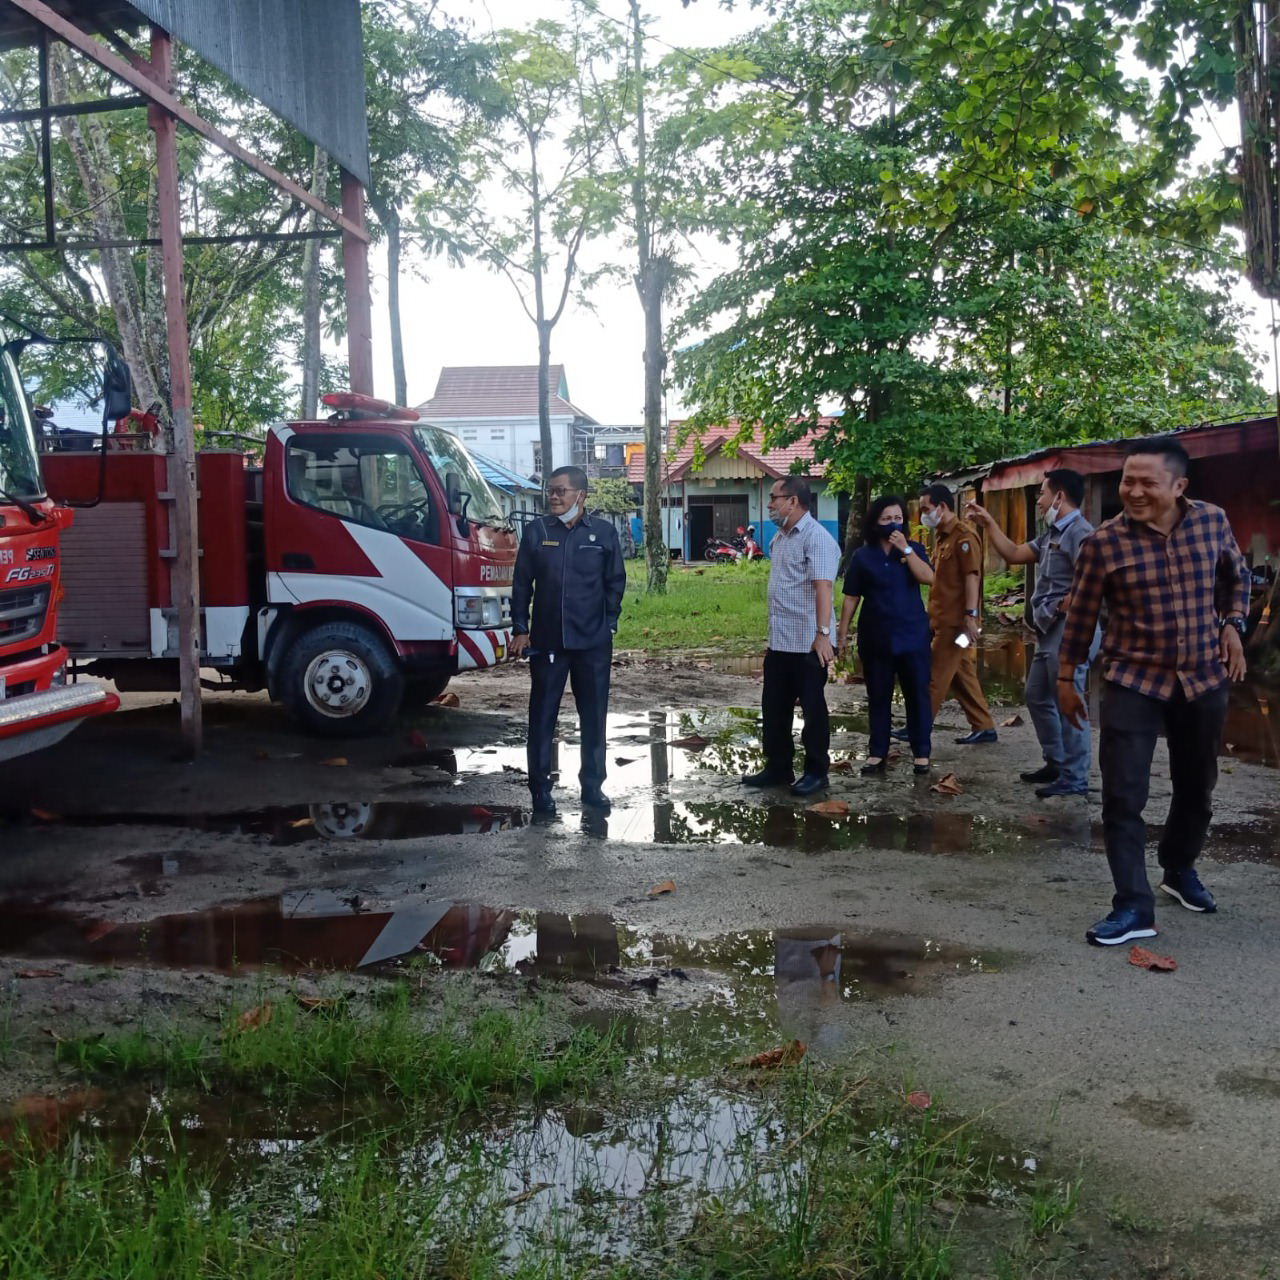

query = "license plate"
0;676;6;700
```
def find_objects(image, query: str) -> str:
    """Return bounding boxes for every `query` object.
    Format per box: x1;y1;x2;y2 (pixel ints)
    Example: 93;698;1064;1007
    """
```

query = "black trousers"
761;648;830;777
862;646;932;759
527;644;612;793
1098;680;1229;916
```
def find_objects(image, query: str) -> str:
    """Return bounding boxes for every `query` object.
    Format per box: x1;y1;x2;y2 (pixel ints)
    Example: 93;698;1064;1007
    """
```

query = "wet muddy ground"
2;639;1280;1271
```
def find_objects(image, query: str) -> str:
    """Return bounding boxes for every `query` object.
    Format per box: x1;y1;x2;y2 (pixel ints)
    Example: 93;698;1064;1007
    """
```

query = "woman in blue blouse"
836;495;935;775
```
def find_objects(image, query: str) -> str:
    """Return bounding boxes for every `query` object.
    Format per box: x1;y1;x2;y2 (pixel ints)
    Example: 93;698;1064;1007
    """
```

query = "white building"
415;365;598;483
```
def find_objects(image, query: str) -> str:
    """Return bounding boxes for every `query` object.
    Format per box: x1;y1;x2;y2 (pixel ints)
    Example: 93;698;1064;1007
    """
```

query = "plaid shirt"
766;511;840;651
1059;499;1248;700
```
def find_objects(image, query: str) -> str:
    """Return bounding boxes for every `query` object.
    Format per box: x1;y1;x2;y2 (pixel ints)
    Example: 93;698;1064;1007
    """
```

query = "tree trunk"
50;44;164;413
639;260;671;594
536;320;553;481
385;204;408;408
300;145;328;418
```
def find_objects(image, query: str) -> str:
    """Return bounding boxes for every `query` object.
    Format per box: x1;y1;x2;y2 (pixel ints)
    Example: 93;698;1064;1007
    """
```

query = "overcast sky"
365;0;1276;425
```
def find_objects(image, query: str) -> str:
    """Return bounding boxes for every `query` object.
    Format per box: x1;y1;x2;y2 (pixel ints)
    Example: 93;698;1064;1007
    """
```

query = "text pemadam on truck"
24;389;516;743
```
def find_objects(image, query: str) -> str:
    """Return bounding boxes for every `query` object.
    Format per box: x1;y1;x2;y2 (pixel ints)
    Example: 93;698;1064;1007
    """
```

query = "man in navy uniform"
510;465;627;816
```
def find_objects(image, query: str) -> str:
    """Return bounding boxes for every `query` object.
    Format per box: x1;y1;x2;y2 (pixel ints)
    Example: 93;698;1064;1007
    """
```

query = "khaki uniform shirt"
928;517;983;630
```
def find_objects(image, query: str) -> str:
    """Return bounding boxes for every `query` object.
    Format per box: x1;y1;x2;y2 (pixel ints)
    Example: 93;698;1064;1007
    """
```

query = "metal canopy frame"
1;0;377;755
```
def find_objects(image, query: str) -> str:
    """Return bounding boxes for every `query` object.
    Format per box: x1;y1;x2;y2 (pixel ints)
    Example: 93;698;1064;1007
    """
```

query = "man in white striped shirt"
742;476;841;797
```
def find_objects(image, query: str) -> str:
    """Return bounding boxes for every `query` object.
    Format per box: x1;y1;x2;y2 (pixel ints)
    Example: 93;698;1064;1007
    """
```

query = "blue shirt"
842;540;932;656
1026;508;1093;634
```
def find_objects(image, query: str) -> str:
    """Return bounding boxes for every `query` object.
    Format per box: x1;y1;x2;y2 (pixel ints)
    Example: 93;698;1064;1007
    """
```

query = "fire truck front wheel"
281;622;405;736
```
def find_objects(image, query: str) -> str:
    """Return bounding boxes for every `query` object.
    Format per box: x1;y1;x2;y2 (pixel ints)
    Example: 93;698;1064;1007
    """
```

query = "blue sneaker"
1159;869;1217;913
1086;908;1157;947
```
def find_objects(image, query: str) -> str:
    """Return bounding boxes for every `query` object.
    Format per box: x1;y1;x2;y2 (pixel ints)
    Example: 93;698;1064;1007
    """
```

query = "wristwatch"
901;545;914;556
1220;616;1246;636
817;625;831;636
964;609;980;618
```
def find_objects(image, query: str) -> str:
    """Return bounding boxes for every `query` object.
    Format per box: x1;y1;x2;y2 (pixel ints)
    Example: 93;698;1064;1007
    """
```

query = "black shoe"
742;768;795;787
888;726;910;742
913;761;931;775
530;789;556;815
1035;779;1087;799
790;772;829;797
1020;763;1059;784
1086;909;1157;947
581;787;612;812
955;729;998;745
1159;869;1216;913
860;759;886;776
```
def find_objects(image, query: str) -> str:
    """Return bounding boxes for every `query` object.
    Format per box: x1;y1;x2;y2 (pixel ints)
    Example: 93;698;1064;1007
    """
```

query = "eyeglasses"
546;485;581;497
768;491;793;502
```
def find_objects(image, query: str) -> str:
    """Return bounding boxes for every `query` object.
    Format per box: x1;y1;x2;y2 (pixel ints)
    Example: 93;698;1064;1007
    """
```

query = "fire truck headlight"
455;593;503;629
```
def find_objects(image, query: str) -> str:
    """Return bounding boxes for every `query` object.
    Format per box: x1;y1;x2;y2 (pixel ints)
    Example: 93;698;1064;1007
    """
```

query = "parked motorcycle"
703;525;763;563
704;535;742;563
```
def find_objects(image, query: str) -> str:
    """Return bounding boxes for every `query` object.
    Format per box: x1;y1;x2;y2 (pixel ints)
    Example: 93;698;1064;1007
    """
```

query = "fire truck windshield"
0;348;44;502
414;425;507;525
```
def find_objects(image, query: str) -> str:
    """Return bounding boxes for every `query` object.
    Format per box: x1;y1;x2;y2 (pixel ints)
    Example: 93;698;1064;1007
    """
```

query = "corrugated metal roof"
470;448;540;495
0;2;370;188
416;366;598;424
934;412;1278;489
626;419;835;484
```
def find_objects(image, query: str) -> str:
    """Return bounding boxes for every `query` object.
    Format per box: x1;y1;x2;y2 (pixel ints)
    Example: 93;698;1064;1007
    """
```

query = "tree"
362;0;499;408
450;18;620;480
669;0;1266;510
0;37;314;427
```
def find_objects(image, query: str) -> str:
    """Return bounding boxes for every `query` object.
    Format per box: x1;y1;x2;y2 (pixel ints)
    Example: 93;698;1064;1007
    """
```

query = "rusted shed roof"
416;366;598;424
937;413;1278;493
626;419;835;484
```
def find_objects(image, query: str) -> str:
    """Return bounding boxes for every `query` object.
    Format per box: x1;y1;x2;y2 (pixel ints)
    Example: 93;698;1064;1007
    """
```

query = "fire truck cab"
41;393;517;736
0;343;118;762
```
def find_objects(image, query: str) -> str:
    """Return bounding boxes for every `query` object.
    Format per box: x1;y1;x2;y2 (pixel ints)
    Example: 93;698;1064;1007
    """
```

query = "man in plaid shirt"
1058;438;1249;946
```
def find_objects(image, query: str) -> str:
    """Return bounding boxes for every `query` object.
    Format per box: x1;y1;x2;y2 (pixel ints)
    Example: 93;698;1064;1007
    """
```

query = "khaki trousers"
929;626;995;731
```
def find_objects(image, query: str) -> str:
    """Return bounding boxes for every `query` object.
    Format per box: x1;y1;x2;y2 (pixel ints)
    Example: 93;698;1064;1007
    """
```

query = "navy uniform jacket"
511;512;626;650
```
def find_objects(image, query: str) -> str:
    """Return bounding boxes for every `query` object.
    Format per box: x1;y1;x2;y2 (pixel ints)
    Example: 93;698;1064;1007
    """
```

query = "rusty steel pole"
147;25;202;757
341;170;374;396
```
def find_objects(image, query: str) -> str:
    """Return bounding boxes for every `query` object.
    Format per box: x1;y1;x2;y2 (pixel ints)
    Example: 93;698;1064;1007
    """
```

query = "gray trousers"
1025;617;1099;790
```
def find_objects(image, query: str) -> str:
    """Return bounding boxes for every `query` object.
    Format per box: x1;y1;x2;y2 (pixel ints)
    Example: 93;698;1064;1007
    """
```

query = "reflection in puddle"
5;801;524;844
0;890;998;1004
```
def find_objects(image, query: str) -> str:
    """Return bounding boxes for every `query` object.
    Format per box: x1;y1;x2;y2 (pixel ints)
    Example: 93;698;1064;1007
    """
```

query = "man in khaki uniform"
919;482;997;744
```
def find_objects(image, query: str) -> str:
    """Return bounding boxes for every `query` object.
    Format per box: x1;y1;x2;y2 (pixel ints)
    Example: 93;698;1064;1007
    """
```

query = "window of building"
490;428;505;442
460;428;478;442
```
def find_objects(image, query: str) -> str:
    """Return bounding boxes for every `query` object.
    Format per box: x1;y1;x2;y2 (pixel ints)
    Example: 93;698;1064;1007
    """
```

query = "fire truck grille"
0;584;51;646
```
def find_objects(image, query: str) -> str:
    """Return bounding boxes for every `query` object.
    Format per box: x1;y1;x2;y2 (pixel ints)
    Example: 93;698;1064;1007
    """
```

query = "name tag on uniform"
542;540;560;546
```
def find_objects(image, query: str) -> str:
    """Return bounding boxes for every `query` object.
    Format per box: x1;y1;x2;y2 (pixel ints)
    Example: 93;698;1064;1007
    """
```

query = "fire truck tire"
281;622;404;736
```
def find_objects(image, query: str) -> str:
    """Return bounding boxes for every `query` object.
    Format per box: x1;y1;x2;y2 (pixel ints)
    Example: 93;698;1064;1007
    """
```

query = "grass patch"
0;1048;1046;1280
55;985;624;1107
615;559;770;653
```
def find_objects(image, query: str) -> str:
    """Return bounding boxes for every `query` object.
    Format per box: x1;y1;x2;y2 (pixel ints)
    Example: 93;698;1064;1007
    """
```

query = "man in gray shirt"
966;469;1098;798
742;476;841;798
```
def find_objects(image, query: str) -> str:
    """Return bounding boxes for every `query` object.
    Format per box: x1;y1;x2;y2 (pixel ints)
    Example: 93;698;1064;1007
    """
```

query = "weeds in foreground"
55;984;625;1107
14;993;1092;1280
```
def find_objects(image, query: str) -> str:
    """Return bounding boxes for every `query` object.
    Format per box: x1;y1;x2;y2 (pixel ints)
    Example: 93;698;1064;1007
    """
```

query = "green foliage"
587;475;638;514
668;0;1267;490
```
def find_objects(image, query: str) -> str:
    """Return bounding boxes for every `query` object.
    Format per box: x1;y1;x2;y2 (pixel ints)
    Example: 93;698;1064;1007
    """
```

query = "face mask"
1044;502;1061;527
920;508;941;529
878;521;904;538
559;501;581;525
768;509;788;528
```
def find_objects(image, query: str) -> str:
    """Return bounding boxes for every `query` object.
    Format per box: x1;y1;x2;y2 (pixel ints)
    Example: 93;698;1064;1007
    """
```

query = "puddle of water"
0;886;1001;1005
3;801;524;844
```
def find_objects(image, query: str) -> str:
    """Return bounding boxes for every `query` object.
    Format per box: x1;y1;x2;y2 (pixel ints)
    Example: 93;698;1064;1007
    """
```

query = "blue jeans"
1025;618;1098;790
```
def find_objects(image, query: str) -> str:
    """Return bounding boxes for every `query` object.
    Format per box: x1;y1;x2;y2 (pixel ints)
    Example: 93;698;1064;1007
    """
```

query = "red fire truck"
0;344;119;762
40;392;517;736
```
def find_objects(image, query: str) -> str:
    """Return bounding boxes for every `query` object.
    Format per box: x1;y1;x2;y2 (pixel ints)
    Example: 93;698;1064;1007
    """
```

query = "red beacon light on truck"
320;392;419;421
